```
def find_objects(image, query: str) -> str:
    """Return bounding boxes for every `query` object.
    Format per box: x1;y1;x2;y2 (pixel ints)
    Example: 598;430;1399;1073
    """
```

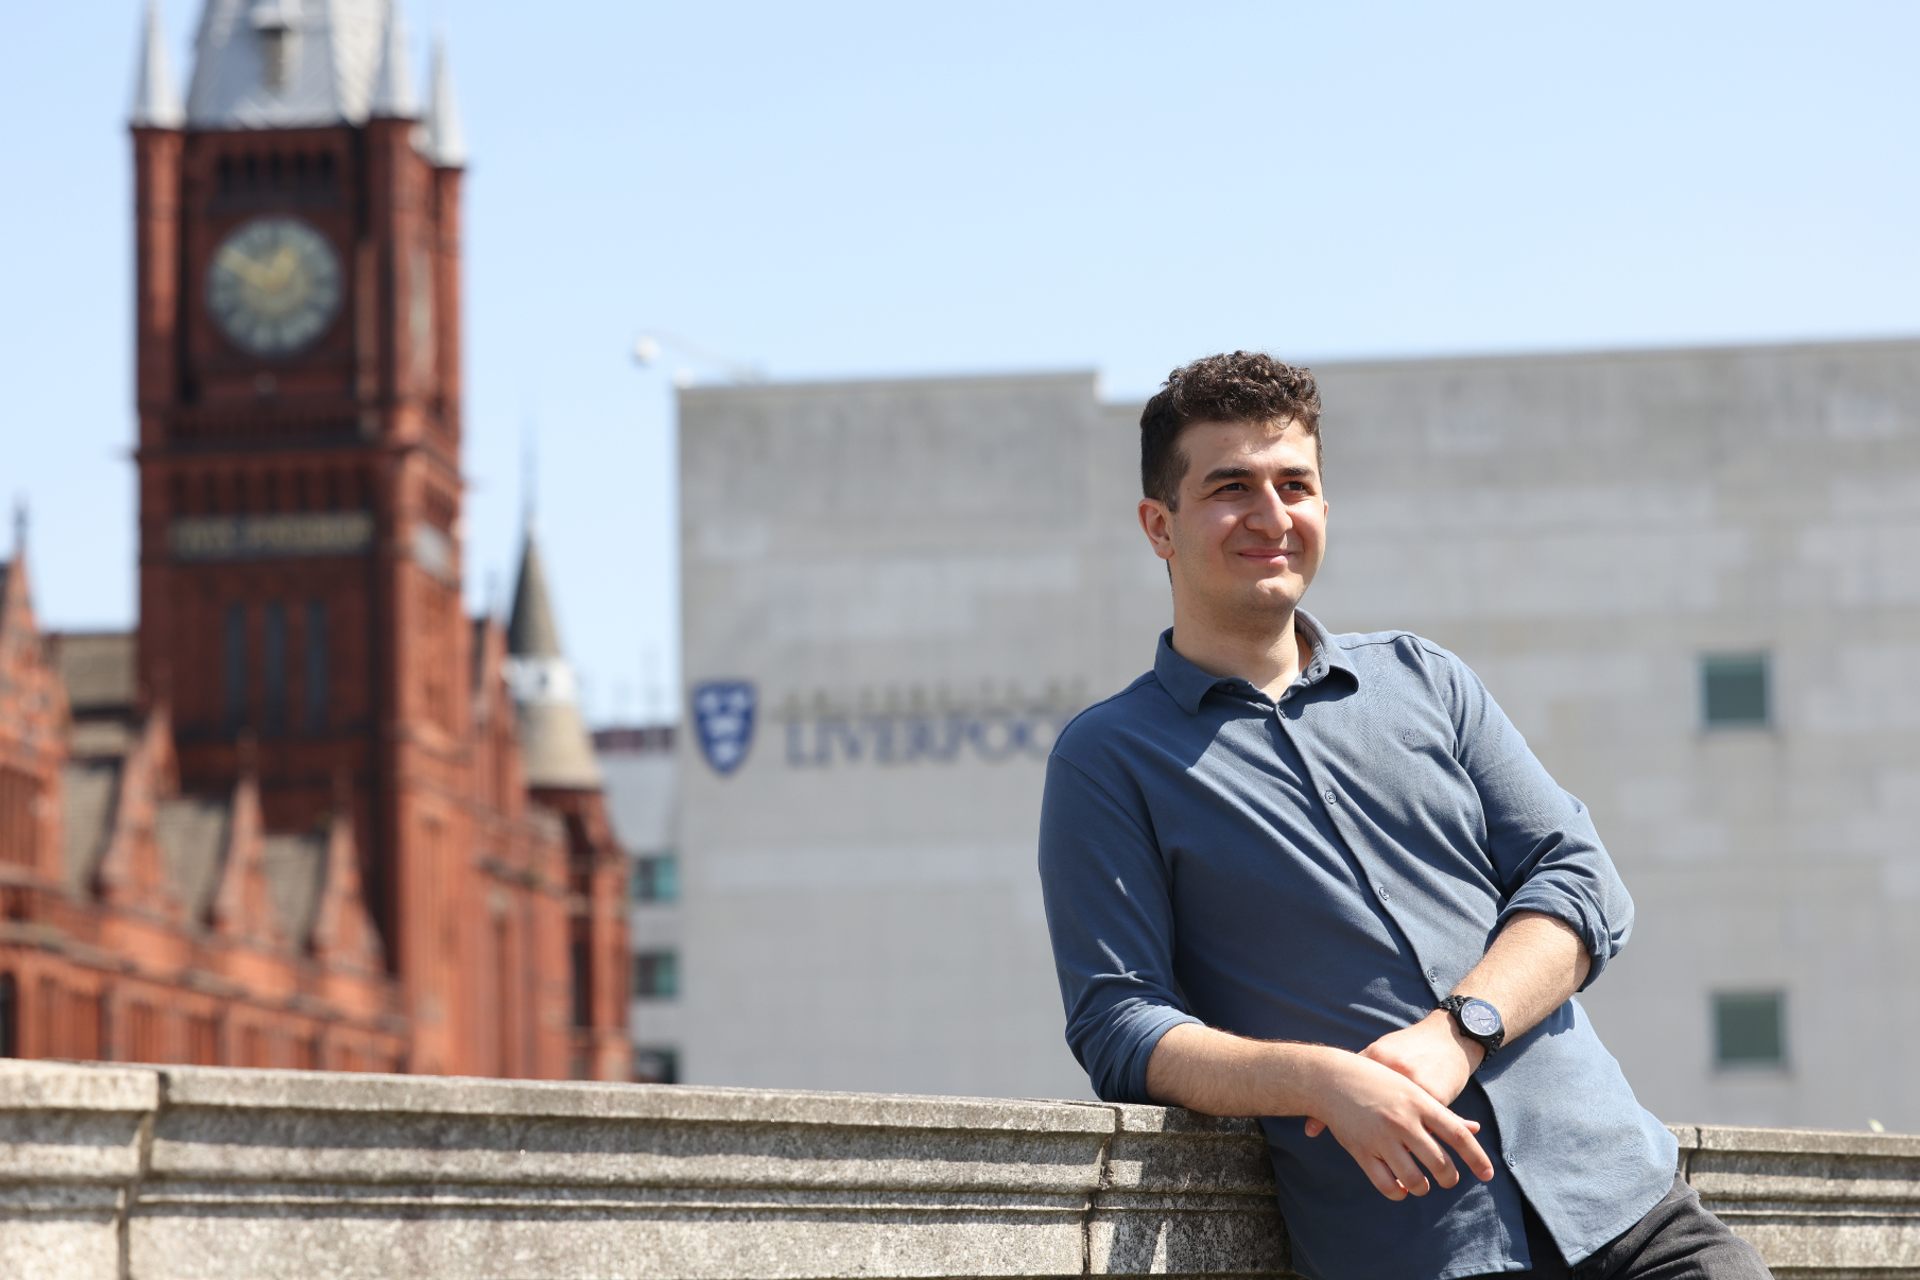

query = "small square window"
633;1046;680;1085
1713;991;1786;1068
1701;653;1769;728
633;951;679;1000
631;854;679;904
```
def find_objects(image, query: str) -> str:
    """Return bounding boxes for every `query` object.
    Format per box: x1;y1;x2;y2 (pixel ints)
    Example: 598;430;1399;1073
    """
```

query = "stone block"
0;1184;124;1280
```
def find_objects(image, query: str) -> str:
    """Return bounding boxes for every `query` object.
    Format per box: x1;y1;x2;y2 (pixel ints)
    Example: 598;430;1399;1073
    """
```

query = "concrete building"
675;340;1920;1130
596;725;682;1082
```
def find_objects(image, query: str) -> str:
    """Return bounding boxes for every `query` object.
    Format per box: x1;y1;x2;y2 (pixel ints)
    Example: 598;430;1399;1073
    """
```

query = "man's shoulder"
1317;621;1466;676
1052;671;1168;758
1059;671;1159;740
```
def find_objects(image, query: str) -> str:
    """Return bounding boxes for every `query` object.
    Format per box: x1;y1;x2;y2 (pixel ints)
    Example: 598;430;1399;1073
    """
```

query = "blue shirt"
1038;613;1677;1280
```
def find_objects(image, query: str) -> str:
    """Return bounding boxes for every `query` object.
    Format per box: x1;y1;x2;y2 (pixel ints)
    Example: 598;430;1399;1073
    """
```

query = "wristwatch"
1439;995;1505;1056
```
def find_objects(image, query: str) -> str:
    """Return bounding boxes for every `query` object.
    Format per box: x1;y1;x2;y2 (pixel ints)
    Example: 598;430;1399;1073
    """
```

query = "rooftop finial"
130;0;185;128
521;415;539;534
422;31;467;166
11;496;25;558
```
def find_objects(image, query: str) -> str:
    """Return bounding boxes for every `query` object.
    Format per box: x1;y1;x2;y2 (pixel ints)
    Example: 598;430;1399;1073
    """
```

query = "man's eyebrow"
1198;464;1317;485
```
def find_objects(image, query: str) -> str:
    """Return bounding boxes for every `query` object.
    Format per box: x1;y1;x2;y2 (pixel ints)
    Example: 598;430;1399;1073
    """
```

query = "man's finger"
1406;1128;1460;1189
1436;1115;1496;1182
1359;1155;1406;1201
1383;1146;1431;1197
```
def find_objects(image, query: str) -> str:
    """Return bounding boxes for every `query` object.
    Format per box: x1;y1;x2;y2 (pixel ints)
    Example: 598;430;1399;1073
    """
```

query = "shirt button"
1323;789;1337;803
1505;1153;1518;1169
1425;966;1439;982
1376;884;1390;901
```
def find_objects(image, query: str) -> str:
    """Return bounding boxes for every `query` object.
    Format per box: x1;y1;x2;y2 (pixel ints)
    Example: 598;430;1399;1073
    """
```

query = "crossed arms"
1143;909;1590;1200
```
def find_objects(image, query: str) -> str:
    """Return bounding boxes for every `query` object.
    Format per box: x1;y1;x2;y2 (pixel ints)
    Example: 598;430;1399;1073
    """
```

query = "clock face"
207;216;343;356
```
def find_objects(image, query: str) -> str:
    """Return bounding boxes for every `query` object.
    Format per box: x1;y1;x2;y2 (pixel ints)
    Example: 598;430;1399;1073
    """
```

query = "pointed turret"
505;522;601;789
369;1;416;118
130;0;185;129
421;34;467;167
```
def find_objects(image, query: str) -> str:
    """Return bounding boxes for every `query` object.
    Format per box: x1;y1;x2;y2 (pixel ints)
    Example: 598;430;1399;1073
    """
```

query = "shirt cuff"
1495;889;1607;990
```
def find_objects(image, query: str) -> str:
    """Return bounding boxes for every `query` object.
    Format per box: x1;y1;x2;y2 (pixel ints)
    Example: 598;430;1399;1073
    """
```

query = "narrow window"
224;603;248;730
632;951;680;1000
571;939;592;1028
495;916;514;1076
0;973;16;1058
305;601;329;732
1701;653;1769;728
263;602;286;735
1713;991;1786;1068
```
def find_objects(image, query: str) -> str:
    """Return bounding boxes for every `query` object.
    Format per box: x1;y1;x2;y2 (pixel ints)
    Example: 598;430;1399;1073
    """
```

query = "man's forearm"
1455;909;1591;1041
1145;1018;1499;1198
1305;910;1596;1130
1144;1022;1343;1117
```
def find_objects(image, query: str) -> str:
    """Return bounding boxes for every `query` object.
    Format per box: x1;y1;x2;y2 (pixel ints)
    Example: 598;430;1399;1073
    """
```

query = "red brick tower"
91;0;615;1078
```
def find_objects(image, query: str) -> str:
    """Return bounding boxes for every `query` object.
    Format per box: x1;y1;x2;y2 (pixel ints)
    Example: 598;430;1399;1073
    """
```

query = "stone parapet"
0;1061;1914;1277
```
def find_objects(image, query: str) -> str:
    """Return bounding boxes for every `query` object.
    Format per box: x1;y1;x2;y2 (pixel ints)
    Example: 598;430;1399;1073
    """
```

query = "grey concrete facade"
1;1060;1914;1277
675;340;1920;1130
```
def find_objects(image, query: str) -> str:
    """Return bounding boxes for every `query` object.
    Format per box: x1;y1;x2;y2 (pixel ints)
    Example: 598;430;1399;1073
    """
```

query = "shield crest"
692;680;756;776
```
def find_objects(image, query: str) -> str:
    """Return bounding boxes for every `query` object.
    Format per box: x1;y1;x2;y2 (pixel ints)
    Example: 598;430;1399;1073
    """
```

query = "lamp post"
631;331;764;387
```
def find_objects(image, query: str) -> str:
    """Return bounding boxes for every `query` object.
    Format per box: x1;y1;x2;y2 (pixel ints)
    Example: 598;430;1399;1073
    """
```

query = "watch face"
208;216;343;356
1461;999;1502;1037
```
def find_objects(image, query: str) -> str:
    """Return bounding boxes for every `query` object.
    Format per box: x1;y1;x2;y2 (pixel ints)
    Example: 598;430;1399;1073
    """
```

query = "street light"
631;331;764;387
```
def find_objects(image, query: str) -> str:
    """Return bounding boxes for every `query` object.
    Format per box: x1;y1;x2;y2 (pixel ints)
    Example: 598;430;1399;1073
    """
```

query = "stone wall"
2;1060;1915;1278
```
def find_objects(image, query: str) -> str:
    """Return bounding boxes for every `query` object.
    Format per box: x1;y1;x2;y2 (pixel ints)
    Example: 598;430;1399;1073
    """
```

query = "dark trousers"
1493;1174;1773;1279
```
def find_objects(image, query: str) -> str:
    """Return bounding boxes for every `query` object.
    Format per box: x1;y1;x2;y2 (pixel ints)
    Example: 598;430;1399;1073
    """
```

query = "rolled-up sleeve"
1432;645;1635;989
1037;750;1203;1103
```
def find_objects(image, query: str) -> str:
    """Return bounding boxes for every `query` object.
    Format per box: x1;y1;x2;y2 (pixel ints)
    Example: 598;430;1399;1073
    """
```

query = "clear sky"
4;2;1916;727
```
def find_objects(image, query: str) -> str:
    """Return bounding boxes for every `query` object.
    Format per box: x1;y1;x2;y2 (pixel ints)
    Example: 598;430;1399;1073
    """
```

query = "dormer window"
252;0;297;91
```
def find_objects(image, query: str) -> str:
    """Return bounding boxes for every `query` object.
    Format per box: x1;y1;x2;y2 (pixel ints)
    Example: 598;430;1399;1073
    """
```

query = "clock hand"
219;247;271;290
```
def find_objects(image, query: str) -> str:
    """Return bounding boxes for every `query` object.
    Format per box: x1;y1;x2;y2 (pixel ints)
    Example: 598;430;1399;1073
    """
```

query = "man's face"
1137;417;1328;625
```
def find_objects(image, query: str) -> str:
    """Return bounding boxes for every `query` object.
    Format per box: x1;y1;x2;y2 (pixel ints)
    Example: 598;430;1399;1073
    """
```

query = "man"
1037;352;1771;1279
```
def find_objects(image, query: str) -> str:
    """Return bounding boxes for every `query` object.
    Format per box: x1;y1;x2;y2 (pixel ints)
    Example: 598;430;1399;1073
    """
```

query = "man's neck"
1169;605;1314;700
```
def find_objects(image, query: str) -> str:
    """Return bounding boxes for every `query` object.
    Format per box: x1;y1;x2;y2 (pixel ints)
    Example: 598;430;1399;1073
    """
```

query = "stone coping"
0;1061;1914;1278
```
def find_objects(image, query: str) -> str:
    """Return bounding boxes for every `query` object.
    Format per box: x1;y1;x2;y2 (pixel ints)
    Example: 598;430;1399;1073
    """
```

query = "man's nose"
1246;483;1292;533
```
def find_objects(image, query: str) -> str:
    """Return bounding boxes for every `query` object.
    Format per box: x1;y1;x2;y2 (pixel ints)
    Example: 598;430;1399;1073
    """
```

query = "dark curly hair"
1139;351;1322;508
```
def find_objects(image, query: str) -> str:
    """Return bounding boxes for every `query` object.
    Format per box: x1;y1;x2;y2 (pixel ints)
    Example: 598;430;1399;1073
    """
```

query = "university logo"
692;681;757;776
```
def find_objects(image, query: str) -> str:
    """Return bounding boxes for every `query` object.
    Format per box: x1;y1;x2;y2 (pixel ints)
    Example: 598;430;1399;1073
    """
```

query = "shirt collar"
1153;609;1358;715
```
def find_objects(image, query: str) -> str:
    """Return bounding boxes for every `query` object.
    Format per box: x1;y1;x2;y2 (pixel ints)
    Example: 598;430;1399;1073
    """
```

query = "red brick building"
0;0;628;1079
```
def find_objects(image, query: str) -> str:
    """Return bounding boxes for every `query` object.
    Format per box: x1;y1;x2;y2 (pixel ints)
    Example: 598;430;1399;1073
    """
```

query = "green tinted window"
1702;653;1769;728
1713;991;1785;1067
633;951;679;999
632;854;679;904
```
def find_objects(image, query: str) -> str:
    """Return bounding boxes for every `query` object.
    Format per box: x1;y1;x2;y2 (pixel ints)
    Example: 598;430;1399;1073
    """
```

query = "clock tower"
130;0;533;1074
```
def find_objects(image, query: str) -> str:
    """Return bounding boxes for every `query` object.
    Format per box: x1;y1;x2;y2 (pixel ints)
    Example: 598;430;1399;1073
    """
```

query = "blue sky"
4;2;1916;726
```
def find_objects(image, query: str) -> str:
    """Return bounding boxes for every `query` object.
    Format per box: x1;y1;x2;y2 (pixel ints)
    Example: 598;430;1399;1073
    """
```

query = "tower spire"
421;32;467;167
130;0;185;128
370;1;417;118
505;519;601;789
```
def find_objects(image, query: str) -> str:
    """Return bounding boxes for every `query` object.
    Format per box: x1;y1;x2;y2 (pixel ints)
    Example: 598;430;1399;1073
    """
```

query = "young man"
1037;352;1771;1279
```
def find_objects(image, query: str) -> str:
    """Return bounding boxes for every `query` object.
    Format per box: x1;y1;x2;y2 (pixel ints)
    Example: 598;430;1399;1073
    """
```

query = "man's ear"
1138;498;1175;562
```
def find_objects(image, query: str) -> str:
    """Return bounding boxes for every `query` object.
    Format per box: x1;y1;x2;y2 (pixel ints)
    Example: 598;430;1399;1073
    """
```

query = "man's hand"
1304;1011;1484;1139
1310;1051;1497;1200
